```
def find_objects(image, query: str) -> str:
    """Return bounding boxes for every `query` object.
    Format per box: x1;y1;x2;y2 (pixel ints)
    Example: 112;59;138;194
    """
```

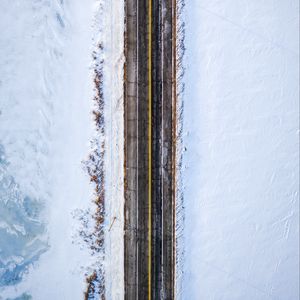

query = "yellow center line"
148;0;152;298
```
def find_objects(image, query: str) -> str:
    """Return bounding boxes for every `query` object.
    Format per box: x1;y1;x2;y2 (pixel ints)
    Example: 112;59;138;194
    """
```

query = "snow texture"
100;1;125;299
181;1;299;299
0;0;106;299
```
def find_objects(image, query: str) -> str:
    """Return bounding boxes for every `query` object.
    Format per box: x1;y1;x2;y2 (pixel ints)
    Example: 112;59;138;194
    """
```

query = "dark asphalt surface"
124;0;176;299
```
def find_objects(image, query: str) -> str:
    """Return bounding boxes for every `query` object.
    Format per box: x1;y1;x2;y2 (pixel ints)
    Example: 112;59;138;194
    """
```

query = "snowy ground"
100;0;125;299
1;1;298;299
181;1;299;299
0;0;124;299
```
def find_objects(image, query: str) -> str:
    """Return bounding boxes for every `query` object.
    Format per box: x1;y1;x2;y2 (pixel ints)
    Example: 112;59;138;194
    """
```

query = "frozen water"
0;0;97;298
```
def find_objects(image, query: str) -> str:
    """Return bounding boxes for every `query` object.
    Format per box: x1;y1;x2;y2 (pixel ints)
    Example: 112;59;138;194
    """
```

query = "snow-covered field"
1;0;298;299
0;0;124;299
181;1;299;299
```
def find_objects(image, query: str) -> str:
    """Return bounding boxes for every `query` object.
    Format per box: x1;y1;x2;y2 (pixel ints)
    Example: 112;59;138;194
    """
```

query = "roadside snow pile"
181;1;299;299
79;0;125;298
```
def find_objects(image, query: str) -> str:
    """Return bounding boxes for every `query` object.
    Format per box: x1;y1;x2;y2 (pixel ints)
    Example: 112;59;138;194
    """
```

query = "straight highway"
124;0;177;299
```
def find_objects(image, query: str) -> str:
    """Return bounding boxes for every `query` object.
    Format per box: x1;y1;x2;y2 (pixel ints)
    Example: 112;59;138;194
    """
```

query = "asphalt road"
124;0;176;299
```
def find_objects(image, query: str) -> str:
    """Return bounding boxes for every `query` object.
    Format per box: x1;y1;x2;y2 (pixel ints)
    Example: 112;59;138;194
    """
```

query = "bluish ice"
0;145;48;287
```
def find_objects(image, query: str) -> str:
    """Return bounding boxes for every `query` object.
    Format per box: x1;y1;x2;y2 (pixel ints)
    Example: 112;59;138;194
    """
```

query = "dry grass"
83;42;106;300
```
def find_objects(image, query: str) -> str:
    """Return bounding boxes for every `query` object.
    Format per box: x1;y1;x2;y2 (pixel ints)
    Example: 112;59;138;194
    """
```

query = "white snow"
101;1;125;299
181;1;299;299
0;0;105;299
0;0;125;298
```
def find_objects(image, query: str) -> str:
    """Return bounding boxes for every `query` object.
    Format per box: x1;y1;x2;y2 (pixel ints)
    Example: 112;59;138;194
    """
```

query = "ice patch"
0;145;48;287
5;293;32;300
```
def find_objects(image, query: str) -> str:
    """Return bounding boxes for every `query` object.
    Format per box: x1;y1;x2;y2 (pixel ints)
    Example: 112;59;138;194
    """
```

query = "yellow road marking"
148;0;152;298
172;1;177;297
